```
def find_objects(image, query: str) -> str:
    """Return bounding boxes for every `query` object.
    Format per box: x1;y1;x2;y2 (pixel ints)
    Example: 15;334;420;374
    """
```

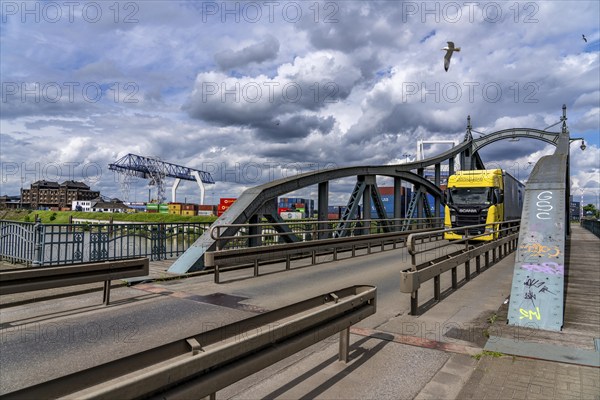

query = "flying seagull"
442;41;461;72
582;34;587;42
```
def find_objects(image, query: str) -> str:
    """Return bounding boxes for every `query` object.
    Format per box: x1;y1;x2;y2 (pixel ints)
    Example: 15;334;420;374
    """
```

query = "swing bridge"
169;106;583;275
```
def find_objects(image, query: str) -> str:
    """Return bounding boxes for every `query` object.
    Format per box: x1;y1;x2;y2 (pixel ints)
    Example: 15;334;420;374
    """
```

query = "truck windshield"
448;188;491;205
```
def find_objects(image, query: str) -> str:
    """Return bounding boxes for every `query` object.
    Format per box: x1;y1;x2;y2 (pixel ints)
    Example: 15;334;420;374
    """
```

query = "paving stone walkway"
457;354;600;400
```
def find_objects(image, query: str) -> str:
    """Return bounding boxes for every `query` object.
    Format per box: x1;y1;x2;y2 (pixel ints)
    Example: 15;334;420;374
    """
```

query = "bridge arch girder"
214;167;443;232
168;167;443;273
471;128;560;154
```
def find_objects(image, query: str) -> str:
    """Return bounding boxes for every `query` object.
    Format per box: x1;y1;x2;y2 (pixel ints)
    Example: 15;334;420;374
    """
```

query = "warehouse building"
20;180;100;210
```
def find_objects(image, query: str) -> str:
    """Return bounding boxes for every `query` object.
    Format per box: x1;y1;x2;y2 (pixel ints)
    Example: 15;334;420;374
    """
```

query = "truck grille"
455;215;485;234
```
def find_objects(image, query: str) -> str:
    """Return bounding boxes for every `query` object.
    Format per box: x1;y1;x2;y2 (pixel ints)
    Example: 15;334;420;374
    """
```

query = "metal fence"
581;218;600;238
2;217;444;267
0;220;212;266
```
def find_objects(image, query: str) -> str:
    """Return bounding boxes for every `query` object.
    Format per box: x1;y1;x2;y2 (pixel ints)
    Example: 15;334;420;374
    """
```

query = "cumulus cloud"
215;35;280;70
184;51;361;141
1;0;599;203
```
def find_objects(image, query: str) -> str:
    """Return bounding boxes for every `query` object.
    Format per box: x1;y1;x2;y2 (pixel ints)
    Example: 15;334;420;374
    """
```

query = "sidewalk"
456;354;599;400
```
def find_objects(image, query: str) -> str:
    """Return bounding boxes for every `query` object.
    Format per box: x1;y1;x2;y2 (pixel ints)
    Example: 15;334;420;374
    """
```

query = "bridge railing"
0;258;149;306
211;217;443;251
2;285;376;400
206;218;444;283
400;220;520;314
581;218;600;238
0;220;212;266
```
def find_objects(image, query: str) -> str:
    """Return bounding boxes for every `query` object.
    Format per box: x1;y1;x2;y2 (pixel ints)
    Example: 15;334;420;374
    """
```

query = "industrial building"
20;180;100;210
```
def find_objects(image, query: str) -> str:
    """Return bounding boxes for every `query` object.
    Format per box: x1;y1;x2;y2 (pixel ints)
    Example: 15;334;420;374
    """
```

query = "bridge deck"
563;224;600;335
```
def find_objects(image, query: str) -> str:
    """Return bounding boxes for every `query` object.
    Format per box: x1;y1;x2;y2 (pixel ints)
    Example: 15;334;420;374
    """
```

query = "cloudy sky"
1;1;599;207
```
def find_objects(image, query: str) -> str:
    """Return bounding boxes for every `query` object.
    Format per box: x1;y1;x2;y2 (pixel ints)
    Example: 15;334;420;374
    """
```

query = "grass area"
0;209;217;224
472;350;504;360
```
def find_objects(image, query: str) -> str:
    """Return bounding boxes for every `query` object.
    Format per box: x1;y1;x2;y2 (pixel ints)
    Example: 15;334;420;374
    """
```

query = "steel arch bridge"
169;105;576;273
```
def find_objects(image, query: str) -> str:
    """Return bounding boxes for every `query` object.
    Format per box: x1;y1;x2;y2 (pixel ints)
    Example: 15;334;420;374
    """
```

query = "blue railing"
0;220;212;266
581;218;600;239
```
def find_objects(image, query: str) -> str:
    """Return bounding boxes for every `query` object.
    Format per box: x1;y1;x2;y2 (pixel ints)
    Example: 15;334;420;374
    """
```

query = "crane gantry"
108;153;215;204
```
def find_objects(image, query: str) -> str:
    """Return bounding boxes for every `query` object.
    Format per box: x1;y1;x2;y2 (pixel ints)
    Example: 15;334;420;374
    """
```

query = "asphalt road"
0;241;515;397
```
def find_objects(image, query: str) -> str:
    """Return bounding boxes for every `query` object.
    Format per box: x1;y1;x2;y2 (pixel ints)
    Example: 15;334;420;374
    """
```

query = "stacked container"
168;203;182;215
181;203;197;216
218;198;236;217
198;204;217;216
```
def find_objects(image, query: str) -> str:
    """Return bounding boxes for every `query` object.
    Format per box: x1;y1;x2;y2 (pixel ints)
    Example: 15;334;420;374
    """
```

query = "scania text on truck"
444;169;524;241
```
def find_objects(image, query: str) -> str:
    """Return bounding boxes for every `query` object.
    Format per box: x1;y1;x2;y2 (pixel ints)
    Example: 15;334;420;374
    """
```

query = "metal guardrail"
581;218;600;238
2;285;376;400
400;221;520;315
0;220;211;266
210;217;443;250
0;258;149;305
206;221;443;283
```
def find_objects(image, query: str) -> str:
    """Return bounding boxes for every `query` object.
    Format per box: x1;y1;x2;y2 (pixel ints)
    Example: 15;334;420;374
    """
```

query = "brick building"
20;180;100;209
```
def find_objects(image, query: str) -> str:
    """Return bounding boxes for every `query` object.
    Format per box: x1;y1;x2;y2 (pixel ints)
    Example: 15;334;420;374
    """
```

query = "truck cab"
444;169;505;241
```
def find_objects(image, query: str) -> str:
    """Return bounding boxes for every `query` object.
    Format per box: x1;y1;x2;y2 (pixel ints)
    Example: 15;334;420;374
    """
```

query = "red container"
379;186;394;195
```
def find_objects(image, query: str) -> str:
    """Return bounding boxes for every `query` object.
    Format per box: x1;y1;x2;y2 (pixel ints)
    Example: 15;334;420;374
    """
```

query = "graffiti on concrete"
520;262;564;275
519;307;541;320
535;191;553;219
519;243;561;259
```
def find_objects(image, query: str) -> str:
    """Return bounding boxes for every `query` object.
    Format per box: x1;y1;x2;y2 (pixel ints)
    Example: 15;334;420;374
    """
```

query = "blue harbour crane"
108;153;215;204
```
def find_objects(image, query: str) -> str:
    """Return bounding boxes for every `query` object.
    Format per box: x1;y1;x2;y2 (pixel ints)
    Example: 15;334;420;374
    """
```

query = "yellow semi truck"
444;169;524;241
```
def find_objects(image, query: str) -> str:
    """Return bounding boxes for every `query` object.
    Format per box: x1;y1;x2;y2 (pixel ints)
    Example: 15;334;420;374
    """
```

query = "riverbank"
0;209;217;224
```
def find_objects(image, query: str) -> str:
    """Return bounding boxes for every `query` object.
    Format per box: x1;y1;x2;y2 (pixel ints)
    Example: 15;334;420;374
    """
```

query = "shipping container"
182;204;197;211
379;186;394;196
280;212;303;220
198;204;214;211
198;210;215;216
